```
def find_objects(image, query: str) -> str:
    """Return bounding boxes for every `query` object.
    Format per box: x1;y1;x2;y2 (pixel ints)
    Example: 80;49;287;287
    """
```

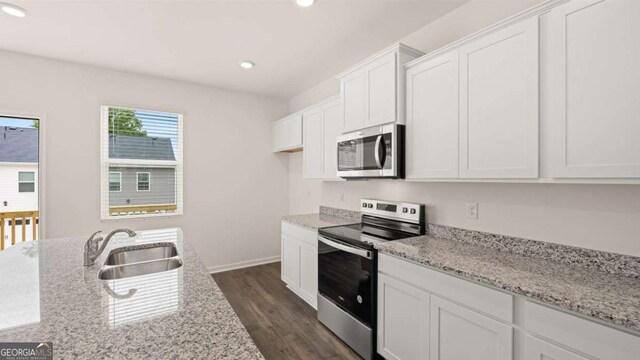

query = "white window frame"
100;105;183;220
136;172;151;192
109;172;122;192
18;171;36;193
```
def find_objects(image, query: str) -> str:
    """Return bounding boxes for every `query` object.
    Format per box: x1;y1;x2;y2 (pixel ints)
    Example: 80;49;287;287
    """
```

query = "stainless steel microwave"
337;124;404;179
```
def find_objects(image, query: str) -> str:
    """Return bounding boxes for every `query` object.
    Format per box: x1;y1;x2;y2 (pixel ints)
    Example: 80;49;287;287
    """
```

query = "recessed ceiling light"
239;61;255;70
1;2;28;18
295;0;315;8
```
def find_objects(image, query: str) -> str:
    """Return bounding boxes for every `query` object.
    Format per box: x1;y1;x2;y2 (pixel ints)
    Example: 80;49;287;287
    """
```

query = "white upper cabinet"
459;16;539;179
339;43;424;133
341;70;366;132
322;99;342;178
303;97;342;180
406;50;460;179
303;107;323;178
272;113;303;152
550;0;640;178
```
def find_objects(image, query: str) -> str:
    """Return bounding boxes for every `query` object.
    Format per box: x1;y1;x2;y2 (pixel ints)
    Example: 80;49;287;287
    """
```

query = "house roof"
0;128;175;163
0;127;38;163
109;134;176;161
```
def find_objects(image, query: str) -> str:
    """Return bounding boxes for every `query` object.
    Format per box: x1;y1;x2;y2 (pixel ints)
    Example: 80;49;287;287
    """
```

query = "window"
109;172;121;192
101;106;183;219
136;172;150;191
18;171;35;193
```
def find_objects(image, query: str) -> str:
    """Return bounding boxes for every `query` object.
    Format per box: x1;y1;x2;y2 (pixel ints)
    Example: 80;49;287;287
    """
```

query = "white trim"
108;171;121;192
100;105;184;220
207;255;281;274
136;171;151;192
337;42;425;79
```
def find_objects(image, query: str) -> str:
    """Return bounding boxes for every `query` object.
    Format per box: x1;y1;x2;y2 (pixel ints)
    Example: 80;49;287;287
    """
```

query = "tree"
32;120;39;129
108;108;147;136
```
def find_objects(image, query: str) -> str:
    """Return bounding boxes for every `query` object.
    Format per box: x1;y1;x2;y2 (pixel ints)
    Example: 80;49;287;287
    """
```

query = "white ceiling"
0;1;467;99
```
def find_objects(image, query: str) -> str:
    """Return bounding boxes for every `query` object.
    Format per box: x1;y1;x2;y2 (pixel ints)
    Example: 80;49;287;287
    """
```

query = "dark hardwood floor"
212;262;361;360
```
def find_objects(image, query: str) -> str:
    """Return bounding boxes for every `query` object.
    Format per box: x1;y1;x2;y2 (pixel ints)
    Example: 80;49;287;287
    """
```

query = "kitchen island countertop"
0;228;262;359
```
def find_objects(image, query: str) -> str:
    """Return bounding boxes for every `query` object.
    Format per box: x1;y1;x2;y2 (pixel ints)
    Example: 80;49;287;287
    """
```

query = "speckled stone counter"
376;235;640;333
282;206;360;230
0;228;263;359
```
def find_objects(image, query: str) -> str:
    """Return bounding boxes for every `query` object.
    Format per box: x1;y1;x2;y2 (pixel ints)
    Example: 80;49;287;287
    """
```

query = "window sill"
101;212;183;222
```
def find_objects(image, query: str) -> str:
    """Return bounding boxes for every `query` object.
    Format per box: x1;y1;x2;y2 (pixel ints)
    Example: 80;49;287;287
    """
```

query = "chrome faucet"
83;228;137;266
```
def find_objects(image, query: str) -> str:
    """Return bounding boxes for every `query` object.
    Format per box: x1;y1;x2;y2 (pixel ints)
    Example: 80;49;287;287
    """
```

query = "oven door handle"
318;235;372;259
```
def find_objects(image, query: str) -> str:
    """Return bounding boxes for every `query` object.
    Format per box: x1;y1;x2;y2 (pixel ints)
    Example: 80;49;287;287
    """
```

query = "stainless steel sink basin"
105;242;178;266
98;258;183;280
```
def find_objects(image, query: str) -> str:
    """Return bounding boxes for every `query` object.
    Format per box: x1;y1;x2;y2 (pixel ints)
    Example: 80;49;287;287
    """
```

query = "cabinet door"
321;99;342;179
406;51;459;179
550;0;640;178
365;52;397;127
281;234;299;288
303;107;324;179
298;241;318;308
430;296;513;360
286;114;303;149
459;16;539;179
377;274;429;360
272;120;287;152
524;335;587;360
341;70;366;133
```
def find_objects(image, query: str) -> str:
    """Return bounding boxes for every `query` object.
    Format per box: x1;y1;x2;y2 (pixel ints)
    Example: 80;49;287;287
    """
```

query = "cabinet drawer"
524;301;640;360
379;253;513;322
281;221;318;247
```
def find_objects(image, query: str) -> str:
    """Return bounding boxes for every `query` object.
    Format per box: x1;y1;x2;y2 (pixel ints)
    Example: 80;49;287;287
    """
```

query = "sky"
0;116;38;128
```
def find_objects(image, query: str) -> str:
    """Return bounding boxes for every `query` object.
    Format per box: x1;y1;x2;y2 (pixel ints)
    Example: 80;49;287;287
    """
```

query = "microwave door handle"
318;236;372;259
374;135;383;169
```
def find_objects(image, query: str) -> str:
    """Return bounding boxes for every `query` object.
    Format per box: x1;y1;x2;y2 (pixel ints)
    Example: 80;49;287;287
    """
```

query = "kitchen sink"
105;242;178;266
98;258;183;280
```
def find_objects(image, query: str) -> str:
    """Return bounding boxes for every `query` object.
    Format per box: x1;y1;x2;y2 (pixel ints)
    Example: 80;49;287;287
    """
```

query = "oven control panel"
360;199;424;224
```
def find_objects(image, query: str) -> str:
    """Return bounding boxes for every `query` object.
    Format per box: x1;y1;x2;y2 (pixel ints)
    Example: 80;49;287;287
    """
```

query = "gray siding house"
108;135;176;208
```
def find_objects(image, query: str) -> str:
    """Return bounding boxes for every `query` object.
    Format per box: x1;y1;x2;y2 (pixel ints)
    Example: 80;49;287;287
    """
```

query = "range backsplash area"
288;151;640;258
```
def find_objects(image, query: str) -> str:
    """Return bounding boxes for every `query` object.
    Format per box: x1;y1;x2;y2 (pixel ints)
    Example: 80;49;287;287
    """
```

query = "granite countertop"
282;213;359;230
376;235;640;333
0;228;262;359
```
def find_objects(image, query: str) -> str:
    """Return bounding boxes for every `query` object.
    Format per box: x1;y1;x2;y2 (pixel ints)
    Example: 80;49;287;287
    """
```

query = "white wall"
287;0;640;257
0;50;290;270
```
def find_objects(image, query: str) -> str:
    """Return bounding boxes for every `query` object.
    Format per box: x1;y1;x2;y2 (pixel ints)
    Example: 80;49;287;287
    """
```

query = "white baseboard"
207;255;281;274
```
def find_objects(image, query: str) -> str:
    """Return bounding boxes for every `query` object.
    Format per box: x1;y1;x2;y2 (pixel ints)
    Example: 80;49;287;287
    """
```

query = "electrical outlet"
340;193;345;202
466;203;478;219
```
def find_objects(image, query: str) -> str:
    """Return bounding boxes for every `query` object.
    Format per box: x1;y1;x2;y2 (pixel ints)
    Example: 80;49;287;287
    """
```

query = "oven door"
337;124;402;179
317;235;374;326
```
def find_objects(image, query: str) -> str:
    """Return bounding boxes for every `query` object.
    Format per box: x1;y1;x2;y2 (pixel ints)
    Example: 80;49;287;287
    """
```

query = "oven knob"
357;295;363;304
362;203;367;208
410;208;416;214
402;207;408;213
367;203;373;208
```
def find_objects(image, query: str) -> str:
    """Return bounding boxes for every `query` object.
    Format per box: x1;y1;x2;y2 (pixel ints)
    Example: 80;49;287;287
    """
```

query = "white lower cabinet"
377;253;640;360
280;221;318;309
378;274;430;360
524;335;587;360
430;295;513;360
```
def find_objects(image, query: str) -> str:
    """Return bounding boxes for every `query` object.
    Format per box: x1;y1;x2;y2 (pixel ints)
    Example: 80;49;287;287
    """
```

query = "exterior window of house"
109;172;121;192
18;171;35;192
100;106;183;219
136;172;150;191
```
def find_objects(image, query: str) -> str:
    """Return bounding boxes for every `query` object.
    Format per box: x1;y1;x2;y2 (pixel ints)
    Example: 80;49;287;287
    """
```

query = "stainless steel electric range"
317;199;425;360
